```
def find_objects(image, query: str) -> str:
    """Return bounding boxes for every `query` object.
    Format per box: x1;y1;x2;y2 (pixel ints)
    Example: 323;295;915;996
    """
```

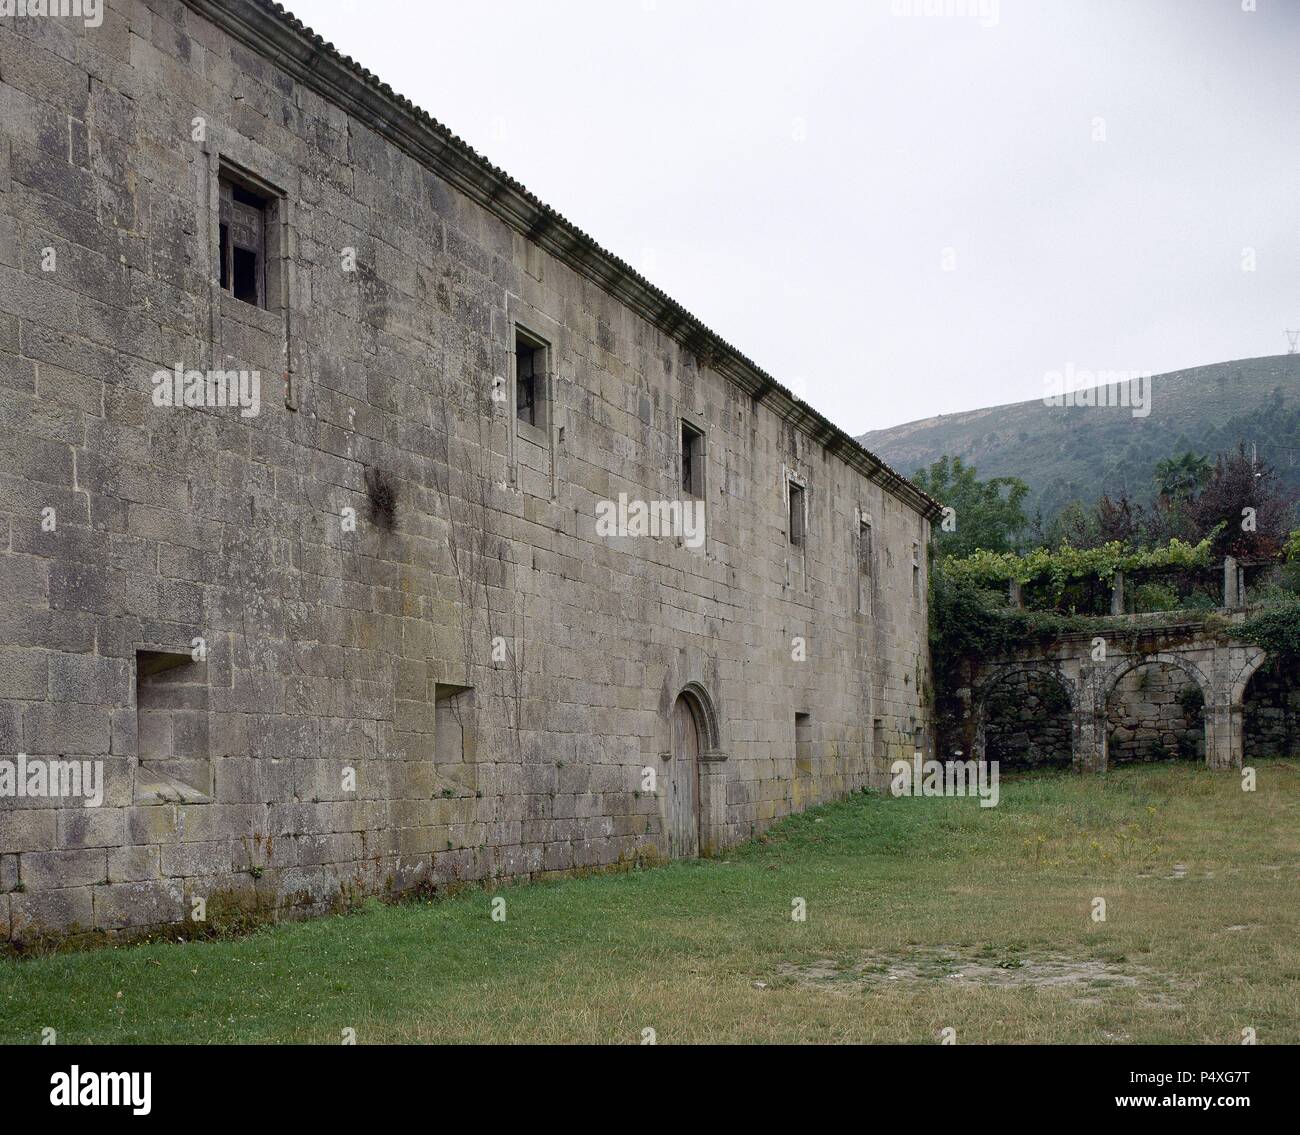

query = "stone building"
0;0;937;943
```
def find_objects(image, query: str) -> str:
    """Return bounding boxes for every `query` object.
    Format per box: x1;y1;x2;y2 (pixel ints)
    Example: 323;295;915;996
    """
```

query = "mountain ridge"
858;355;1300;523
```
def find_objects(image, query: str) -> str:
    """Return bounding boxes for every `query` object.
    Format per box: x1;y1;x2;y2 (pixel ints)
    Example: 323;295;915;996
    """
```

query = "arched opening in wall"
1106;663;1205;764
668;693;703;859
1243;656;1300;759
981;669;1074;769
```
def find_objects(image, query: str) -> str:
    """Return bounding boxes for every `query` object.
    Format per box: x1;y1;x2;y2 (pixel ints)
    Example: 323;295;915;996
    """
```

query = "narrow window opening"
681;422;704;497
514;329;547;429
788;482;805;547
218;222;230;291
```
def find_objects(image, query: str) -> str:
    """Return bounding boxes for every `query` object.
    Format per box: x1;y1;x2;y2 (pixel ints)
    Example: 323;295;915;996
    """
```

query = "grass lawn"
2;761;1297;1044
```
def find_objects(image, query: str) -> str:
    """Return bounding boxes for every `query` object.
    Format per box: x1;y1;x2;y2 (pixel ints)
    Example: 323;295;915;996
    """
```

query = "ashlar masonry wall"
0;0;935;944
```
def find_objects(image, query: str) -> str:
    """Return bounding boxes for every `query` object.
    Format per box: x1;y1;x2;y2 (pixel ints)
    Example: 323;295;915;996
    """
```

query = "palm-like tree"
1154;452;1212;507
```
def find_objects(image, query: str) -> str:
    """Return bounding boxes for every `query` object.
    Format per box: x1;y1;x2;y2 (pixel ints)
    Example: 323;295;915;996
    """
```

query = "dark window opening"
682;422;704;497
219;178;268;308
788;482;805;547
232;246;259;304
515;331;546;428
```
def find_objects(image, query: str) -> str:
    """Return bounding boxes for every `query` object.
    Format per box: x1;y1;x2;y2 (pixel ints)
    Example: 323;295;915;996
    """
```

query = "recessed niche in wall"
136;649;211;805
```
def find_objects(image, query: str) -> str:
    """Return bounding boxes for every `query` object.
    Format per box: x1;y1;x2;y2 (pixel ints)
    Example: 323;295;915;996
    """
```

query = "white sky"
285;0;1300;435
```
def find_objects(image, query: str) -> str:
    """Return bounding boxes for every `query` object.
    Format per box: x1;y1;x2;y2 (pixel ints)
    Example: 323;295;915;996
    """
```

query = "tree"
911;455;1030;558
1095;492;1145;546
1190;444;1292;558
1154;451;1212;506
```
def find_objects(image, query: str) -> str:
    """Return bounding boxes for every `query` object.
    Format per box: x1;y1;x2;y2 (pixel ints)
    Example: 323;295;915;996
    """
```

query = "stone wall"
1106;665;1204;763
0;0;934;944
1244;658;1300;759
981;671;1072;769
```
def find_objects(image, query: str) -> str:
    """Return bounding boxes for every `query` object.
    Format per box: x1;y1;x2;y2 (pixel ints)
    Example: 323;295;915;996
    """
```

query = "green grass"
2;761;1298;1044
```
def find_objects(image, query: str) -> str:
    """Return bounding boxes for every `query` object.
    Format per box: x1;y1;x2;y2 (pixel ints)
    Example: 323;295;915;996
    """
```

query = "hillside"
858;355;1300;523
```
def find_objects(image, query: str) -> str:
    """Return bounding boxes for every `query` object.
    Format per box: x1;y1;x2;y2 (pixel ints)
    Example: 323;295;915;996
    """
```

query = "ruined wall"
0;0;933;943
1106;666;1205;763
981;671;1072;769
1244;658;1300;759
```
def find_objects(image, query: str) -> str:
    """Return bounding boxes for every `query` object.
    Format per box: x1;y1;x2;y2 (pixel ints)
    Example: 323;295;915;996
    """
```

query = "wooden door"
669;695;701;859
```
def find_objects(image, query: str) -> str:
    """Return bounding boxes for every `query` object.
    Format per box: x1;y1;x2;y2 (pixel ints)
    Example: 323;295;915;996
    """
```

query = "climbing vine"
936;536;1217;591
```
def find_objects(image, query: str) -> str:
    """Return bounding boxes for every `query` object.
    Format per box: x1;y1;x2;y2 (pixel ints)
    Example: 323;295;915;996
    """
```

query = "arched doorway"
669;693;702;859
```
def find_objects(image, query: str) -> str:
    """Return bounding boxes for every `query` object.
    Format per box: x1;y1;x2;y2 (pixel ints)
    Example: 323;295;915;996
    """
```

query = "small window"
515;329;547;429
912;542;921;600
788;481;805;547
219;178;269;308
681;421;704;497
795;712;812;775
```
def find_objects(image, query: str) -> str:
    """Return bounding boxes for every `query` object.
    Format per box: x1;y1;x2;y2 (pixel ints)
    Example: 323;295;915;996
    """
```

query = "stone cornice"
183;0;941;521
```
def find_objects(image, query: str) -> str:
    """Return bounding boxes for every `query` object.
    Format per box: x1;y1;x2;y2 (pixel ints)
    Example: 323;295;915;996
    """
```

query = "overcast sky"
287;0;1299;436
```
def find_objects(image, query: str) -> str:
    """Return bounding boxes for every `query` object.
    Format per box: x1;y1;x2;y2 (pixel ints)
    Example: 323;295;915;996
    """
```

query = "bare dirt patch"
773;946;1180;1007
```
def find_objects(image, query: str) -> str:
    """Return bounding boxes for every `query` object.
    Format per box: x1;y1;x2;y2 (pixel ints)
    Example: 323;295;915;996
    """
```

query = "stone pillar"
1206;703;1245;769
1009;578;1022;608
1073;704;1107;773
1202;701;1242;769
1110;571;1125;615
1224;556;1239;609
698;754;729;855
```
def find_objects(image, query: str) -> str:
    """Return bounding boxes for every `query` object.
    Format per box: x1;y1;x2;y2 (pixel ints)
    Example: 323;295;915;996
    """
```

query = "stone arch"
972;663;1078;769
1228;648;1271;707
1099;653;1213;766
1239;651;1300;760
678;680;723;757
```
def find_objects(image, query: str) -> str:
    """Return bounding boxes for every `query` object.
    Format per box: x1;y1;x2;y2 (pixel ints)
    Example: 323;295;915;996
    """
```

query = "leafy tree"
1154;451;1212;506
1095;492;1145;546
1190;444;1293;558
912;456;1030;558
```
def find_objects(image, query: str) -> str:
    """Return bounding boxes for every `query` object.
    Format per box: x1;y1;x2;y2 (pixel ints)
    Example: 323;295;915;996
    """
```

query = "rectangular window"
912;542;921;600
681;421;704;497
515;329;547;429
219;178;269;308
788;481;805;547
795;712;812;775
